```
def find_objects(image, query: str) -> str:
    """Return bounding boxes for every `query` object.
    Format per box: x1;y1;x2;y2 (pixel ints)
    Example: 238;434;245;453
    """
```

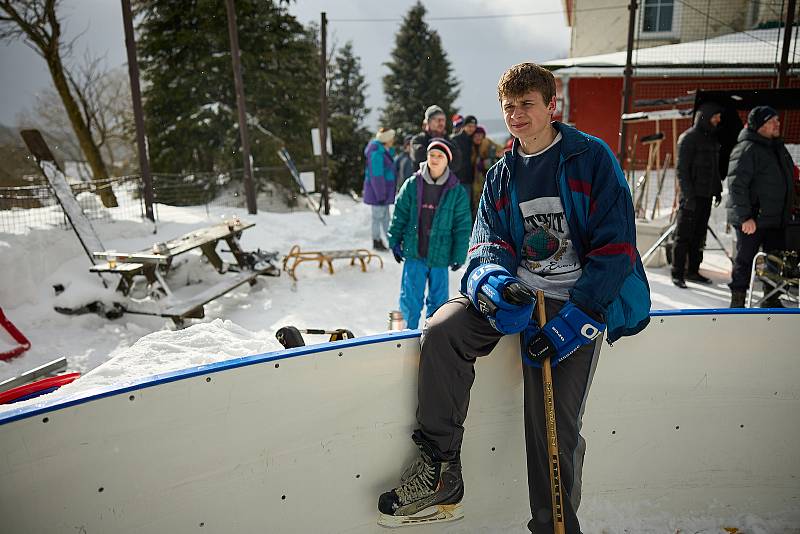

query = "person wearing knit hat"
394;134;415;192
363;127;398;251
469;125;503;219
747;106;779;132
726;105;795;307
450;114;479;215
410;105;464;178
386;135;470;332
451;114;464;133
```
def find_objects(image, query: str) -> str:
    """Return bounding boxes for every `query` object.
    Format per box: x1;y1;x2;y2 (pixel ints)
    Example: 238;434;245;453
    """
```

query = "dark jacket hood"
695;102;723;132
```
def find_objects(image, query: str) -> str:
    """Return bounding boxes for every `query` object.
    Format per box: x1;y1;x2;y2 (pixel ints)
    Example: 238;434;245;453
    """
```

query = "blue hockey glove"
391;243;404;263
524;302;605;367
466;263;535;335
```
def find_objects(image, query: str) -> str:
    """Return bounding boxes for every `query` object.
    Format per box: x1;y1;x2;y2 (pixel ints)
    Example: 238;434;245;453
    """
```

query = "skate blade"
377;502;463;528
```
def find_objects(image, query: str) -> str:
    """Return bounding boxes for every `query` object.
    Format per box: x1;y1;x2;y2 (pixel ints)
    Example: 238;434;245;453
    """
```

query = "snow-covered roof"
544;27;799;76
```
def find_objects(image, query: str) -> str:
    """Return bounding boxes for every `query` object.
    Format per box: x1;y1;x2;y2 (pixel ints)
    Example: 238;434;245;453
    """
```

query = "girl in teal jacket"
387;139;472;329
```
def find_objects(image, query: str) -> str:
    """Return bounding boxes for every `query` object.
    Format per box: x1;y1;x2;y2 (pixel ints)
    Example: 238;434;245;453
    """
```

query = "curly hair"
497;63;556;104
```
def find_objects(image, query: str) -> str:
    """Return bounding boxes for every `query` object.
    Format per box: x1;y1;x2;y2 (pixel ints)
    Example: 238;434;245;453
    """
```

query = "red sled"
0;307;31;361
0;373;81;405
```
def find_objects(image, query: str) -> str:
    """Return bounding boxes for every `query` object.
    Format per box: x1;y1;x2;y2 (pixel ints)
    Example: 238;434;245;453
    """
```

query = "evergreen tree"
381;2;459;135
136;0;319;174
328;41;371;193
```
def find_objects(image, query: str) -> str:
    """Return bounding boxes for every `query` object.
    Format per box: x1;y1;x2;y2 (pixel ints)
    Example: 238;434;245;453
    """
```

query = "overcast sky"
0;0;570;135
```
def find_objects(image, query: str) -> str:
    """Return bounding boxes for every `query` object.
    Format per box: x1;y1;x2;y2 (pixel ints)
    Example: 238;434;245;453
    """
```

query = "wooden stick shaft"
536;291;565;534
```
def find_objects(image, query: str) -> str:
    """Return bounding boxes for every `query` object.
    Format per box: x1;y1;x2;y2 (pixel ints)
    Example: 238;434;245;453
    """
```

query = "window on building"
642;0;674;33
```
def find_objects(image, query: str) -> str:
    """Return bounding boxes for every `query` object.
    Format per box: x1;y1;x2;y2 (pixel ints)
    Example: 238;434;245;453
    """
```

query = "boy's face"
501;90;556;141
426;149;448;177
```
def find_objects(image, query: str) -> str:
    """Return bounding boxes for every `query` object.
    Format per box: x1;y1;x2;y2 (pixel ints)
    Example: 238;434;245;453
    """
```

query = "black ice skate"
377;438;464;528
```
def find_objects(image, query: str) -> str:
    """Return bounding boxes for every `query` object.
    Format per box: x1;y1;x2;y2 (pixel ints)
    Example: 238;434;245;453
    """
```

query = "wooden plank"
159;222;254;257
160;267;268;319
92;251;169;265
21;130;105;263
89;262;145;274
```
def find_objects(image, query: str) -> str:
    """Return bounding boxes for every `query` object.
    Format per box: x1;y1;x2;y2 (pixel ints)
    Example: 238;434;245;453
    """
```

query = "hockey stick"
535;291;566;534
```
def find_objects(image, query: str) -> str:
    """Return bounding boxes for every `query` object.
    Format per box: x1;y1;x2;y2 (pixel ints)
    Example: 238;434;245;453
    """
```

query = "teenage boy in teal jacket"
378;63;650;533
387;138;471;330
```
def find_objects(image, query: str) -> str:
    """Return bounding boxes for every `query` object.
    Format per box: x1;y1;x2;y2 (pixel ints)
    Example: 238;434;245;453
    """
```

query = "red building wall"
562;75;800;170
564;77;623;153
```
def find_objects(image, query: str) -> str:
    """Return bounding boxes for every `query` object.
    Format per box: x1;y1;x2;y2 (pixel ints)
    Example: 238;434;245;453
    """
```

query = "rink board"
0;309;799;532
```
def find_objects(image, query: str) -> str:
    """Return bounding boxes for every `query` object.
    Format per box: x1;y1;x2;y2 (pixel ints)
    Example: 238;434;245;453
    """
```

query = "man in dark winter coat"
411;105;463;178
671;102;723;288
726;106;796;307
450;115;478;214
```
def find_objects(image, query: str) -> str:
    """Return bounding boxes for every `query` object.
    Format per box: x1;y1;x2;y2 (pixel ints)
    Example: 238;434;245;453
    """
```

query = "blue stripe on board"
2;307;798;425
0;329;420;426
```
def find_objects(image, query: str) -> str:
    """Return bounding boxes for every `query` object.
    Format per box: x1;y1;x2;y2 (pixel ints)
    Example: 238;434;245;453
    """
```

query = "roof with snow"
544;27;799;76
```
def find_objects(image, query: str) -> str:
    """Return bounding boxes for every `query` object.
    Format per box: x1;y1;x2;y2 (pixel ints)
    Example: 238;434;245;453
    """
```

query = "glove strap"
466;263;510;310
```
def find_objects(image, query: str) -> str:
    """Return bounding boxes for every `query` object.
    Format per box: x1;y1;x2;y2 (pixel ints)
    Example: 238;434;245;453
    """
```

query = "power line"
329;5;628;23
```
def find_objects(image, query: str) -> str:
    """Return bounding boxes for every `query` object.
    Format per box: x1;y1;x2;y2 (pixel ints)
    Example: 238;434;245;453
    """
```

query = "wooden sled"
281;244;383;281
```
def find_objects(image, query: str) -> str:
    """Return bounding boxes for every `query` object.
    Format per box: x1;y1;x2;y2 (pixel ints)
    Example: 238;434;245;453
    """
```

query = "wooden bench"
282;244;383;281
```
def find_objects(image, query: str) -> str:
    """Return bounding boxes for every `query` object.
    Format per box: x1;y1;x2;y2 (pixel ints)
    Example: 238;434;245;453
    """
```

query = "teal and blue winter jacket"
460;122;651;343
388;169;472;268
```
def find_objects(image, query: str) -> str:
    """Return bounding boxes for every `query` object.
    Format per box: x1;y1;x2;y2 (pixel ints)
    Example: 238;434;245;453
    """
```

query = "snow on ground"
2;193;797;532
0;191;740;387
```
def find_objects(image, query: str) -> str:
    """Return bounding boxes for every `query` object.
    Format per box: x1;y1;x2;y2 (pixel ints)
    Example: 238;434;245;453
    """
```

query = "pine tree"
136;0;319;174
328;42;371;193
381;2;460;135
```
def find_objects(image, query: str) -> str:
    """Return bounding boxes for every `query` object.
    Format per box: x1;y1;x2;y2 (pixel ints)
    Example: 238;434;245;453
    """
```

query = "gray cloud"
0;0;569;143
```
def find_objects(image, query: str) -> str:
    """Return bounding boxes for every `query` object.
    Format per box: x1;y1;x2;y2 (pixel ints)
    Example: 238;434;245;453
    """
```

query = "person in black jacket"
726;106;796;307
671;102;723;288
411;105;463;178
450;115;477;214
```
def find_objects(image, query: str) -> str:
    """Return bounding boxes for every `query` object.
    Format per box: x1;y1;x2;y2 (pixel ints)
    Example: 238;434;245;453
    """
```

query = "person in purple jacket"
363;128;397;250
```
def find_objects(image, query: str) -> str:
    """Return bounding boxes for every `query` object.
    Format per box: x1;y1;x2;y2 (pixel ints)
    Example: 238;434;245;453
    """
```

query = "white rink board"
0;310;799;532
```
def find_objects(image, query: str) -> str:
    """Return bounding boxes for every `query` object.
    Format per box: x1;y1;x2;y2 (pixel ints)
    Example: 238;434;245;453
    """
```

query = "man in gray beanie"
410;105;463;178
726;106;796;307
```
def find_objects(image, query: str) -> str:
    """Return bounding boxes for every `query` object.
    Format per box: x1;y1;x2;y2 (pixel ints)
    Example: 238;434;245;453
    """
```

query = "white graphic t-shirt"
514;133;582;300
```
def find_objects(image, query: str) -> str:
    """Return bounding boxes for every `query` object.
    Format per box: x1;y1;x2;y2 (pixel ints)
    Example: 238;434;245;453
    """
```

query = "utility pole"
777;0;797;88
618;0;638;167
120;0;154;222
319;11;331;215
225;0;257;214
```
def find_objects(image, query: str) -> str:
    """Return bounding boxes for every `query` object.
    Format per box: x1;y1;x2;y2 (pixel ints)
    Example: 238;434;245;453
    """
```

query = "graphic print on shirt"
519;197;581;276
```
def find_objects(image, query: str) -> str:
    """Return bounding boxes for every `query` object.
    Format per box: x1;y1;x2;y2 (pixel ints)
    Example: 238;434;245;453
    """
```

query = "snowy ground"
2;192;797;533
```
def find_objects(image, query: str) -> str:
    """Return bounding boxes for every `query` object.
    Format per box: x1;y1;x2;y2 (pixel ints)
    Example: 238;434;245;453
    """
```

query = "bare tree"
0;0;118;206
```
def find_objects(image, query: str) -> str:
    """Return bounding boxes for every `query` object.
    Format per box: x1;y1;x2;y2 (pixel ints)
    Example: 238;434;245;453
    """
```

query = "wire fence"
0;163;320;234
624;0;800;168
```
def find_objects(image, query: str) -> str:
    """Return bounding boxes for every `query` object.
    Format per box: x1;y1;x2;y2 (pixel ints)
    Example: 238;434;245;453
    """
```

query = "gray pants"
417;296;600;534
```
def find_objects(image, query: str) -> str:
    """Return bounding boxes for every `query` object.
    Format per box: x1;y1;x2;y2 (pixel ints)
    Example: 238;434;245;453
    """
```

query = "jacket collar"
738;127;782;147
503;121;590;168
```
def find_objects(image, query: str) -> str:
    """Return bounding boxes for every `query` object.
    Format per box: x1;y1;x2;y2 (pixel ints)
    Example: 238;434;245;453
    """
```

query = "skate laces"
400;456;425;482
395;459;438;504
